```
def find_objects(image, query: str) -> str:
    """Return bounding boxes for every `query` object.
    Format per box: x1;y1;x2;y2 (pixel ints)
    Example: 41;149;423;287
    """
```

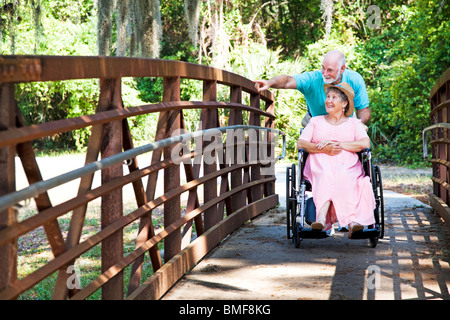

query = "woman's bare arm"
297;138;343;156
339;138;371;152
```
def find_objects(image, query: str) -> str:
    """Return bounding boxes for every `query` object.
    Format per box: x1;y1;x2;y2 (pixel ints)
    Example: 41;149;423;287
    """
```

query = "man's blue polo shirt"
293;69;369;117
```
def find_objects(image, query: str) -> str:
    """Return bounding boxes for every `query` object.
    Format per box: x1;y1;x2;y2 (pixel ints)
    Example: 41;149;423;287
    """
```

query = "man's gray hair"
324;50;346;68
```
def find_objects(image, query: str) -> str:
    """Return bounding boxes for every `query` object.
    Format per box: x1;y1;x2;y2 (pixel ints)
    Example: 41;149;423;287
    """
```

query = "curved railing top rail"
422;123;450;158
0;55;274;102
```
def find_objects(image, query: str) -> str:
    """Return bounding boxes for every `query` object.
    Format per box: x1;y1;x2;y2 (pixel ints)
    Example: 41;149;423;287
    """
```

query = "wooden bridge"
0;56;284;300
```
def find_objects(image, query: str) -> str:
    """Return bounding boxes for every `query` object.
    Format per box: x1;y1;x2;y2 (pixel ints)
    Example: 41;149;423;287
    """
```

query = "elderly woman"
297;82;375;237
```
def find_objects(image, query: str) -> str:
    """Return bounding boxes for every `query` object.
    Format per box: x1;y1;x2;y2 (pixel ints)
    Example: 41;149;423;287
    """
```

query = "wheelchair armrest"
360;148;373;178
361;148;371;159
298;148;309;160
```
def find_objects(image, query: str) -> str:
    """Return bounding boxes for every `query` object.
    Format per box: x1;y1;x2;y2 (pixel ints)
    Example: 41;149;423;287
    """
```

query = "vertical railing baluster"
0;84;18;295
202;80;220;230
162;76;182;262
100;78;124;300
229;86;246;212
263;99;276;196
124;117;162;296
249;93;262;202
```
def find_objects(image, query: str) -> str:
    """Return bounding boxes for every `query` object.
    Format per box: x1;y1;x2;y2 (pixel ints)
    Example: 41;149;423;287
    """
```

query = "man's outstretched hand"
254;79;270;93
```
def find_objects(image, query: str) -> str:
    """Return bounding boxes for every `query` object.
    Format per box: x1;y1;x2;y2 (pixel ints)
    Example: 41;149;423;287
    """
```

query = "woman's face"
325;89;347;115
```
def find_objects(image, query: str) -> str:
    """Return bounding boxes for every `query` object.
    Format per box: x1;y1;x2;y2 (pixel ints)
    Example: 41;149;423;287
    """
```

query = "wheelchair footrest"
299;227;330;239
349;226;380;240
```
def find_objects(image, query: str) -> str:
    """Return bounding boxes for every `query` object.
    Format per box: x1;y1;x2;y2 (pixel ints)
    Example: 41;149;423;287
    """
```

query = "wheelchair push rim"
286;164;296;240
374;165;385;240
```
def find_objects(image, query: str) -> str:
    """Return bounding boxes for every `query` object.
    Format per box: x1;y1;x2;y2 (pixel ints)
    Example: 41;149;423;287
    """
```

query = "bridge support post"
100;78;124;299
229;86;246;212
0;84;17;293
263;100;276;196
163;77;182;262
202;80;220;230
249;93;262;202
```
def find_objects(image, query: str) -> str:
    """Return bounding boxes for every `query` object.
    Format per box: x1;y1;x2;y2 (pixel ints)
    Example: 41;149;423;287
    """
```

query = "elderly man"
254;50;371;125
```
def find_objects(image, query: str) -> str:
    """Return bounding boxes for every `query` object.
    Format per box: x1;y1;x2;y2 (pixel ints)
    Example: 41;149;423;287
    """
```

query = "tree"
184;0;201;46
97;0;162;58
97;0;114;55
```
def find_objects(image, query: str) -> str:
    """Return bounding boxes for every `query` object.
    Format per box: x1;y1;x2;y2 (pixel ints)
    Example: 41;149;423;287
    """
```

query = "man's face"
322;59;345;84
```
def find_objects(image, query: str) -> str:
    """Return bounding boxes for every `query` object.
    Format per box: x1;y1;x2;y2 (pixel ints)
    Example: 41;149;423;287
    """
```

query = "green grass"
378;164;432;196
16;201;166;300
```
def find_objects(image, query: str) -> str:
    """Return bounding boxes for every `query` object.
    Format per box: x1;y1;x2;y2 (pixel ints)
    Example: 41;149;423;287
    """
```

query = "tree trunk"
97;0;114;56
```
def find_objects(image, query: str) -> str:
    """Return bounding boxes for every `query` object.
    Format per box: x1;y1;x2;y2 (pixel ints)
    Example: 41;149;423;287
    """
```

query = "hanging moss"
116;0;130;56
320;0;333;38
184;0;200;46
127;0;162;58
141;0;162;58
31;0;42;53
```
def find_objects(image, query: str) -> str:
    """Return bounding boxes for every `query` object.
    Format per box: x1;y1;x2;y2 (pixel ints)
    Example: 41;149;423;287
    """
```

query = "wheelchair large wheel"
374;165;385;239
293;215;301;248
368;165;384;248
286;164;296;239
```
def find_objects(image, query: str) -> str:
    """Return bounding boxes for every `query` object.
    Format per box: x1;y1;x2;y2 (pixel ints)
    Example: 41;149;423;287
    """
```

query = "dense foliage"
350;1;450;165
1;0;449;165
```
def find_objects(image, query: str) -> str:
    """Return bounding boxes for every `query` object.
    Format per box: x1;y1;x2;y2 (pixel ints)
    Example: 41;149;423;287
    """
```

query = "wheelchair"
286;148;385;248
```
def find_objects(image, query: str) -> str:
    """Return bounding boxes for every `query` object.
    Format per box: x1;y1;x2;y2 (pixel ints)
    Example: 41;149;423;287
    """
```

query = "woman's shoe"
312;210;327;231
311;222;324;230
348;222;364;238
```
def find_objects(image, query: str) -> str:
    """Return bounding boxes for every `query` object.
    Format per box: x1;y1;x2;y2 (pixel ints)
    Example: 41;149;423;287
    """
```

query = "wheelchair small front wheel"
293;217;302;248
294;228;301;248
369;236;378;248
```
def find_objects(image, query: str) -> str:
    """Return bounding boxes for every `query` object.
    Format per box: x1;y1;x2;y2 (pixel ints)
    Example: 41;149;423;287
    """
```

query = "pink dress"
299;116;376;231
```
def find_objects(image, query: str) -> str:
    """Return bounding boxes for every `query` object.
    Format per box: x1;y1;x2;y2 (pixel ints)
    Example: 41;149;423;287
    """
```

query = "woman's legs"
311;200;331;230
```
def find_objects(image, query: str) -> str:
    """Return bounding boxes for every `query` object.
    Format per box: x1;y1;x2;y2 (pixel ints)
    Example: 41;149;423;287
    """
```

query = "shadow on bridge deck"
163;171;450;300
